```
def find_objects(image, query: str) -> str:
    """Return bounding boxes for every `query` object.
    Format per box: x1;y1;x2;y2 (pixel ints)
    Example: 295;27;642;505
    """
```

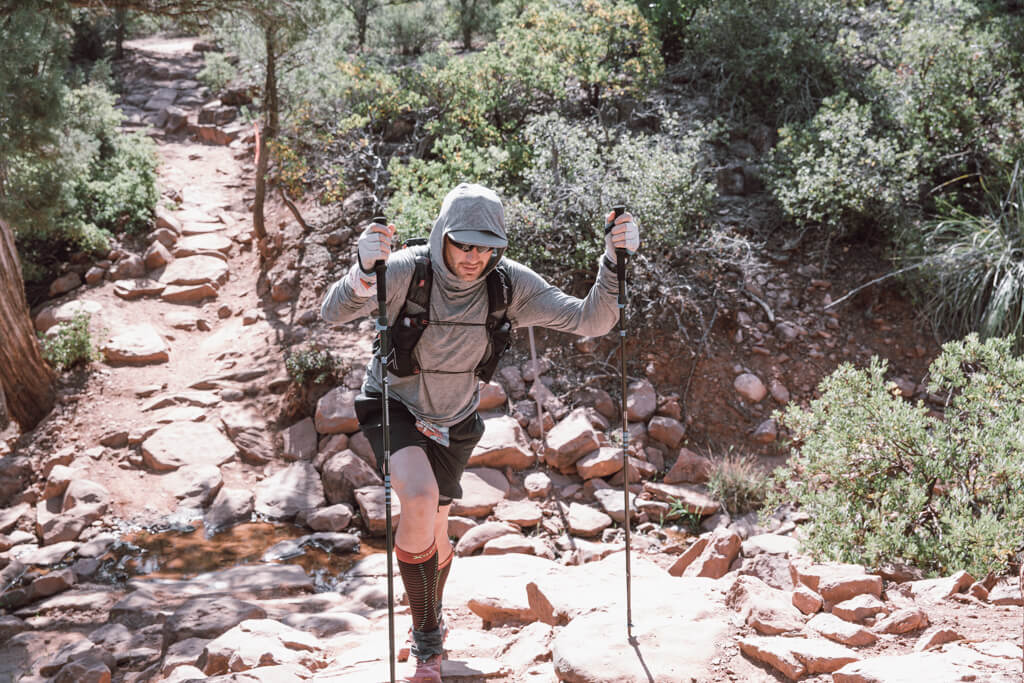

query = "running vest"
377;243;512;382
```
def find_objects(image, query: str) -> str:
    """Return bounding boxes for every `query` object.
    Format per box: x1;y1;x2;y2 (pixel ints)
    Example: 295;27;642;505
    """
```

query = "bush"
708;450;766;516
767;94;917;239
500;0;663;110
5;77;158;282
197;50;237;93
768;334;1024;578
506;113;714;291
686;0;845;124
864;8;1024;193
285;346;340;385
378;0;443;57
385;134;511;237
906;164;1024;353
634;0;709;58
39;313;98;372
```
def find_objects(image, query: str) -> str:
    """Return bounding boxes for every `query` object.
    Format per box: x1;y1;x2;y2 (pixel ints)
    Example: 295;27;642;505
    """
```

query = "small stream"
94;520;383;593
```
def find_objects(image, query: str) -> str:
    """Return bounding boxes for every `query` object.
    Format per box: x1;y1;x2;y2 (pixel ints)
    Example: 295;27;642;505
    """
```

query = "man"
321;183;639;682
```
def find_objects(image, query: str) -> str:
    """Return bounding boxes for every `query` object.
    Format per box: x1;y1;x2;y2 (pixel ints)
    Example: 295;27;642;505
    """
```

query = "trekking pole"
607;205;635;643
372;216;397;683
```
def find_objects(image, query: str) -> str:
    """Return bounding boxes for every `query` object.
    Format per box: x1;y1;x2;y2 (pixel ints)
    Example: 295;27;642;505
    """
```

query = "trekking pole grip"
372;215;388;317
609;205;627;305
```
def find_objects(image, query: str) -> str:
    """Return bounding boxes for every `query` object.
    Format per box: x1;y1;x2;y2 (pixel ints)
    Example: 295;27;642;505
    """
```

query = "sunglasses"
448;237;494;254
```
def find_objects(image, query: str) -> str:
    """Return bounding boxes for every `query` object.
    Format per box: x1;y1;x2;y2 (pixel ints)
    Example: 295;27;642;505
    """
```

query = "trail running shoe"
402;653;442;682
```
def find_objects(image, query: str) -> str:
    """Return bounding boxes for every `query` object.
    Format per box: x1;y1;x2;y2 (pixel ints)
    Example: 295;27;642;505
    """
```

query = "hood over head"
429;183;507;286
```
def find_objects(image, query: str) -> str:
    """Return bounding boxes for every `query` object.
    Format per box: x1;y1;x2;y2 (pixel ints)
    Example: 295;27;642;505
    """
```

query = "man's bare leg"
390;445;445;676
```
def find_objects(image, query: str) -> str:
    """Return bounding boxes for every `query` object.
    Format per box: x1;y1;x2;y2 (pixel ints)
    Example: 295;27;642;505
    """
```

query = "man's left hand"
604;211;640;258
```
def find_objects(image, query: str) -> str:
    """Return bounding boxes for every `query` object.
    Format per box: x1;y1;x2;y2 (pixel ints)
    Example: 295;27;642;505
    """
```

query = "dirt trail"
32;37;296;527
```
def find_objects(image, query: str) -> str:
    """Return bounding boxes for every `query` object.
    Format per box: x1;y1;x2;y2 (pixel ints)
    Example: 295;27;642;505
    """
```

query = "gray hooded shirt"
320;183;621;427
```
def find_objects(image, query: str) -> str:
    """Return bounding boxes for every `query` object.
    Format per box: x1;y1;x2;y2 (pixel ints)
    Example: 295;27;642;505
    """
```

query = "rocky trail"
0;37;1021;683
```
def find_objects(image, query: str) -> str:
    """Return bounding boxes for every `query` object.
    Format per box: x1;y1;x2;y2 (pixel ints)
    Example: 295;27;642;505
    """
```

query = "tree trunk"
461;0;475;51
0;217;55;430
252;25;278;244
356;11;368;50
114;8;127;60
0;381;8;431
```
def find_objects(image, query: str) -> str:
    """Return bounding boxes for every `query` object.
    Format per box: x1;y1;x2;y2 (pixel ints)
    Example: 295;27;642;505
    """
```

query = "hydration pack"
377;241;512;382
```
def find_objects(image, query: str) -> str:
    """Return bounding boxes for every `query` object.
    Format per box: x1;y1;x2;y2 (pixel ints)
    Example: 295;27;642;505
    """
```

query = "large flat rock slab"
833;642;1020;683
553;607;729;682
130;564;313;600
159;255;229;286
101;324;170;364
141;422;238;471
528;554;721;626
175;233;233;255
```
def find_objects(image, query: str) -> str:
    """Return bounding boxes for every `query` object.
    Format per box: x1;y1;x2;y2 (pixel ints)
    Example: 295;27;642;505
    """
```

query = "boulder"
468;416;535;470
725;575;804;635
451;468;509;517
254;462;326;520
544;408;601;471
664;447;712;484
322;450;381;505
315;388;360;434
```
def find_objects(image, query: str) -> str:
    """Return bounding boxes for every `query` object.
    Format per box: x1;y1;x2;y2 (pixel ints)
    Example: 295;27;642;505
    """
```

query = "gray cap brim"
447;229;508;249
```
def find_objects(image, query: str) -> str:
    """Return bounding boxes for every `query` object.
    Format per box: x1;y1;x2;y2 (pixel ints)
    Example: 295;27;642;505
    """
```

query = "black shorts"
354;392;485;502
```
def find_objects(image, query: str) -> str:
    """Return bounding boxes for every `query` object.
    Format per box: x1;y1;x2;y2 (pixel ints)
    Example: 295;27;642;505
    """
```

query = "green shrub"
500;0;663;109
506;113;714;289
285;346;340;385
864;8;1024;192
197;50;238;93
907;165;1024;353
767;94;917;238
379;0;443;57
40;313;98;372
686;0;845;124
768;334;1024;578
708;450;766;516
446;0;503;50
386;134;511;237
5;78;158;282
633;0;709;59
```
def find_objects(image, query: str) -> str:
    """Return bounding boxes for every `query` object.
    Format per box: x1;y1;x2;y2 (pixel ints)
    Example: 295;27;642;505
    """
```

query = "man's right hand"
357;219;396;274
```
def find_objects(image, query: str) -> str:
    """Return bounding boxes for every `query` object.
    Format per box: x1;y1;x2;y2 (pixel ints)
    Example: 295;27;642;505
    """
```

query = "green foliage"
767;94;917;238
768;335;1024;578
864;6;1024;190
500;0;663;109
707;450;766;516
197;51;239;92
70;8;119;63
506;113;714;286
4;77;158;282
633;0;709;59
446;0;502;50
0;4;67;162
687;0;845;124
330;59;429;135
39;313;99;372
666;498;704;534
908;165;1024;353
386;134;510;238
385;135;509;239
285;346;340;385
380;0;444;57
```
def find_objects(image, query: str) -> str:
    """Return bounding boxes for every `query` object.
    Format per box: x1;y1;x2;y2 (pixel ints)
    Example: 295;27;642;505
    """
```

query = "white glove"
604;211;640;259
356;220;396;274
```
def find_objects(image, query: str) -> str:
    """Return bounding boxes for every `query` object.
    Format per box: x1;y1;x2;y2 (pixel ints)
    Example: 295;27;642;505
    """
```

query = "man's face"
444;236;494;281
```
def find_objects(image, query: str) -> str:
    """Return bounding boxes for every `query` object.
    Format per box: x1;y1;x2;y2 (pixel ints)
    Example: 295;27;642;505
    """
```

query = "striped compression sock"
396;541;440;634
435;551;453;619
